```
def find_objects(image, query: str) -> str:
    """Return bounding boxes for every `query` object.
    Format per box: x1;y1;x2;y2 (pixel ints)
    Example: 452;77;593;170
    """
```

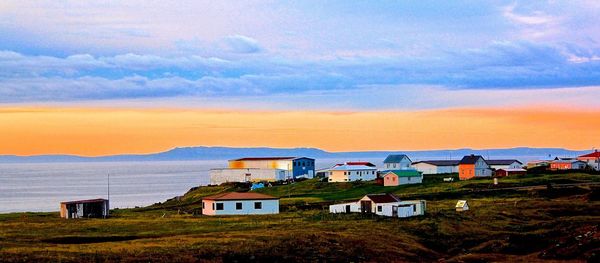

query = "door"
345;205;351;213
392;206;398;217
360;201;372;213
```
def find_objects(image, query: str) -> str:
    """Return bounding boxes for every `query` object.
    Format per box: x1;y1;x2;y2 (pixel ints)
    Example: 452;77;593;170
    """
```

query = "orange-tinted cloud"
1;107;599;156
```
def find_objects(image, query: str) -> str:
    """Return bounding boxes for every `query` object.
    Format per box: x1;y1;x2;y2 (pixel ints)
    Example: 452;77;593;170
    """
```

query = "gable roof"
412;160;460;166
486;159;523;165
383;154;410;164
345;161;376;167
459;155;485;165
579;151;600;158
456;200;468;208
382;170;421;177
202;192;279;201
365;193;401;203
552;160;587;164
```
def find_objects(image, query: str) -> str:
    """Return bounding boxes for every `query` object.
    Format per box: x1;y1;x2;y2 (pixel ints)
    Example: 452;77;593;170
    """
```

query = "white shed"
456;200;469;212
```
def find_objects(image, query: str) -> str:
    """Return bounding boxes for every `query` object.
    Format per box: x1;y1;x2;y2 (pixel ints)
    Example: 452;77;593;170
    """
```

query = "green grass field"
1;173;599;262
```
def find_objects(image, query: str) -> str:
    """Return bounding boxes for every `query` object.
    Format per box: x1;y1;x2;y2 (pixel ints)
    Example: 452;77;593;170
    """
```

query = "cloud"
223;35;262;53
502;4;555;26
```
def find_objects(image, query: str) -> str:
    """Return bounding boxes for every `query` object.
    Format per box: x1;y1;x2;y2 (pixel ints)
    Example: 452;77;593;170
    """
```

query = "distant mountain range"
0;146;592;163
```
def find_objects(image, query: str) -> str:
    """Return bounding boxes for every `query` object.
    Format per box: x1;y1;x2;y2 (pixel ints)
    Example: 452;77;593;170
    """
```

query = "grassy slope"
1;173;599;262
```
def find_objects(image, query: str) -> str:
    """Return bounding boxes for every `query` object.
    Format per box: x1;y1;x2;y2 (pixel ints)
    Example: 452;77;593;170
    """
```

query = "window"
392;177;396;181
254;202;262;209
216;203;224;210
377;206;382;212
202;202;205;209
212;203;215;210
408;177;411;181
236;202;243;210
393;164;397;168
413;205;417;212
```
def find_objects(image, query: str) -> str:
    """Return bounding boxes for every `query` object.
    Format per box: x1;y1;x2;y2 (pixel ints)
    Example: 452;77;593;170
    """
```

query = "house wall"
578;157;600;170
384;157;412;170
227;158;315;179
398;175;422;185
329;202;360;213
329;169;377;182
383;173;399;186
459;164;475;180
490;162;522;170
413;163;457;174
209;168;289;185
550;162;569;170
202;199;279;215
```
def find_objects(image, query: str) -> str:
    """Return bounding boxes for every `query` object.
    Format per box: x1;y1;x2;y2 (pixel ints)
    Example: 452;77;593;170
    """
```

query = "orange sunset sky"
2;2;600;156
2;106;599;156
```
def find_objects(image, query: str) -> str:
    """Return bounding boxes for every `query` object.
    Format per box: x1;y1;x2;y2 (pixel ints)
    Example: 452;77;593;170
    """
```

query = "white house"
486;159;523;170
328;163;378;182
202;192;279;216
411;160;460;174
329;193;426;218
383;154;412;170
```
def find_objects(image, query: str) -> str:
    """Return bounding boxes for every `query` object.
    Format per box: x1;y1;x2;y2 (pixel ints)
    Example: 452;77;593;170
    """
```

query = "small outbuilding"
495;168;527;177
382;170;423;186
456;200;469;212
60;198;109;219
202;192;279;216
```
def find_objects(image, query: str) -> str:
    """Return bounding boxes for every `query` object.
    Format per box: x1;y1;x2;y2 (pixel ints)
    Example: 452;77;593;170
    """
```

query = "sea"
0;159;378;213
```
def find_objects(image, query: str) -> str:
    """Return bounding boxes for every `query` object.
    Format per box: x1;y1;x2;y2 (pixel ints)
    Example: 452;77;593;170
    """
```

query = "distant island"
0;146;590;163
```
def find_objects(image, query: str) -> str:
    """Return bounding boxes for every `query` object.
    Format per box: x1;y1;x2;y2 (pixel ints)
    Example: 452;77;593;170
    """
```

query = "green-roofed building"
381;169;423;186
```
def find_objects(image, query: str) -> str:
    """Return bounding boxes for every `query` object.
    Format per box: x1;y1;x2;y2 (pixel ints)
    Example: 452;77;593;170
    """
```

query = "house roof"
456;200;468;208
382;170;421;177
345;161;376;167
412;160;460;166
496;168;527;172
365;193;401;203
230;157;313;161
202;192;279;201
552;160;586;164
383;154;410;164
486;159;523;165
60;198;108;205
459;155;485;164
330;164;378;171
579;151;600;158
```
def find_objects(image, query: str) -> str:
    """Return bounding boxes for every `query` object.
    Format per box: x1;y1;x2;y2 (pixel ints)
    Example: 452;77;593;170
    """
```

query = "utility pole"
107;173;110;217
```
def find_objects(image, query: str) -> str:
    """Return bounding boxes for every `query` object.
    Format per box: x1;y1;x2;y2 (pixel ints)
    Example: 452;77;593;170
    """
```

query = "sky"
1;1;599;155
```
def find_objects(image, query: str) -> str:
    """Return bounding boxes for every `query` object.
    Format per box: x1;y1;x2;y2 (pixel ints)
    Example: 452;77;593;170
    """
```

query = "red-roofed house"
202;192;279;216
578;151;600;171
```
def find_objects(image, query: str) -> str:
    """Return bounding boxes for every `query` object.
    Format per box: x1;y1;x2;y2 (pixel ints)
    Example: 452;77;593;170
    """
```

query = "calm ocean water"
0;159;374;213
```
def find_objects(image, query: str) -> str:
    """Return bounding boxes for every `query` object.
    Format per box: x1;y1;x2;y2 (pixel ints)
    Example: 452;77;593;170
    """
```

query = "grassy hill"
1;172;599;262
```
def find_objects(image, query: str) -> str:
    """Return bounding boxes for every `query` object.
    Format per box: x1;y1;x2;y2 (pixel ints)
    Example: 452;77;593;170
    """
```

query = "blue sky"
1;0;600;110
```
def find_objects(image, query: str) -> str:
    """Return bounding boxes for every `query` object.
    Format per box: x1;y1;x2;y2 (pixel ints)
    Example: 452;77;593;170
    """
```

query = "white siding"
329;202;360;213
210;168;289;185
205;199;279;215
413;163;458;174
